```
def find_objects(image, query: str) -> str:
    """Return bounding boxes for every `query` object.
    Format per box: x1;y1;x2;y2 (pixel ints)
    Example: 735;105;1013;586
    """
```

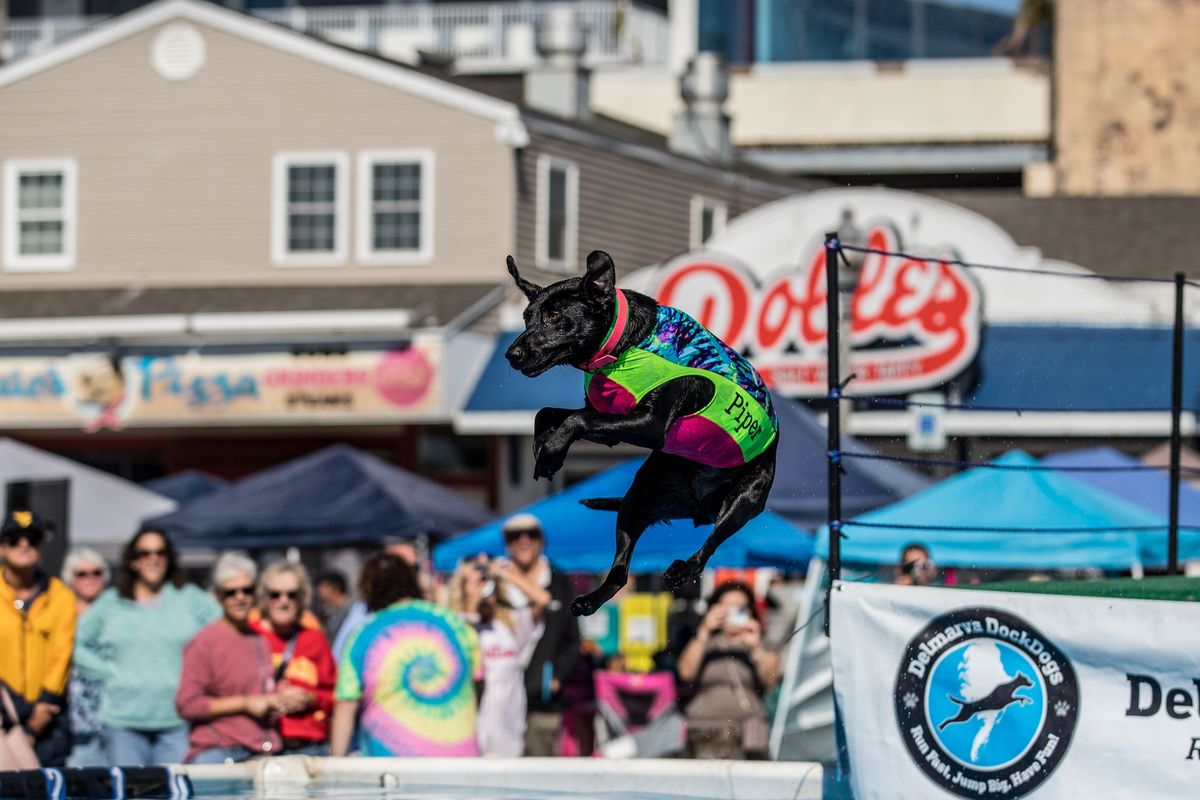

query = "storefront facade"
1;328;497;504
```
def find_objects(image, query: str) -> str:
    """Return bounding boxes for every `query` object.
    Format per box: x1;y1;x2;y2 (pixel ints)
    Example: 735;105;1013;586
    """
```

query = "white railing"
2;1;669;70
2;14;108;62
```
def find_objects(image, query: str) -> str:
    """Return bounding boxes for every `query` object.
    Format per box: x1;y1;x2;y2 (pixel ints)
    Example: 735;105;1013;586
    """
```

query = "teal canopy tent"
814;451;1167;571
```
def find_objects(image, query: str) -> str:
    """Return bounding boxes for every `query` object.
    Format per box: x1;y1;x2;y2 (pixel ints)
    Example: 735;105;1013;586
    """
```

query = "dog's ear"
506;255;542;302
583;250;616;299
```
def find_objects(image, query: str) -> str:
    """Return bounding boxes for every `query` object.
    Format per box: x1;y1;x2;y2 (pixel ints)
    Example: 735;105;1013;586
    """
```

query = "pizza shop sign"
654;225;983;398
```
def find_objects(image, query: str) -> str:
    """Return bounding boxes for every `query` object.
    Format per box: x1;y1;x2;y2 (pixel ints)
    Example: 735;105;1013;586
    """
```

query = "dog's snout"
505;342;526;365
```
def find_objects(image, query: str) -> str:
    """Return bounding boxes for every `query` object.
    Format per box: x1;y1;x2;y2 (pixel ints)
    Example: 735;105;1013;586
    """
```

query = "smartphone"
727;607;750;628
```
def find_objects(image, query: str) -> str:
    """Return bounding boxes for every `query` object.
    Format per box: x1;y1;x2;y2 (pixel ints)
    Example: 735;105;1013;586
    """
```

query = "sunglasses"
267;590;299;602
1;532;44;548
73;569;104;579
220;585;254;600
503;528;541;544
134;547;167;560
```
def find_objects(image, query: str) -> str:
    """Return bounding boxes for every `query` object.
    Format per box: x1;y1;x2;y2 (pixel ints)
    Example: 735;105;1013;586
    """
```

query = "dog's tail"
579;497;622;511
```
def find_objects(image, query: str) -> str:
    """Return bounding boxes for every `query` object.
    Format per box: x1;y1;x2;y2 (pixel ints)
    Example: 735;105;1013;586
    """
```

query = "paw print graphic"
903;692;919;710
1054;700;1072;717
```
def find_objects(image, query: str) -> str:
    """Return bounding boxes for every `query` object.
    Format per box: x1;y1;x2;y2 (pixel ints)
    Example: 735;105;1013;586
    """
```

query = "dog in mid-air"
505;250;779;616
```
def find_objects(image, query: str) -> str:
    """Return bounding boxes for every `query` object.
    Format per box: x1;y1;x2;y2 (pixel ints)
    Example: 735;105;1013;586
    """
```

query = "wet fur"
505;251;778;616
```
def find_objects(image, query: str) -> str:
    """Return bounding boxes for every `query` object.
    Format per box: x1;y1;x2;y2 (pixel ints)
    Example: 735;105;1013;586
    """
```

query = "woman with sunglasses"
61;547;110;767
248;560;336;756
73;529;220;765
175;552;283;764
0;511;76;766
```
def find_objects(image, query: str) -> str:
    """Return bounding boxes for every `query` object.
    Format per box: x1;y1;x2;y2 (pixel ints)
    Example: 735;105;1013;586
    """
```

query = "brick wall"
1054;0;1200;195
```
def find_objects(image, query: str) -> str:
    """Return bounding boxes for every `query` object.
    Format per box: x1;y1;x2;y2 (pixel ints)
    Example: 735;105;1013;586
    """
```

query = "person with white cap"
496;513;580;757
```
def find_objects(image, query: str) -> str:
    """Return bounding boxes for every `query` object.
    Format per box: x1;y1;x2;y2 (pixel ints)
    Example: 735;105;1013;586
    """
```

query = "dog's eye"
546;311;561;323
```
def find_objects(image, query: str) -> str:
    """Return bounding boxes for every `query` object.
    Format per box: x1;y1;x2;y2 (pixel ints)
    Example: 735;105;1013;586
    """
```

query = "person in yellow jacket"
0;510;76;766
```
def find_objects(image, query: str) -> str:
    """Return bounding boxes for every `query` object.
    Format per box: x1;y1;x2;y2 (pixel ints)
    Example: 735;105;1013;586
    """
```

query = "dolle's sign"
653;224;983;397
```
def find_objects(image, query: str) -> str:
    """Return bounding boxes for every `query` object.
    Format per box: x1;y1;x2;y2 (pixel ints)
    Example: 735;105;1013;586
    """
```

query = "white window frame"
2;159;77;272
271;151;349;268
690;195;728;249
356;150;434;266
536;154;579;272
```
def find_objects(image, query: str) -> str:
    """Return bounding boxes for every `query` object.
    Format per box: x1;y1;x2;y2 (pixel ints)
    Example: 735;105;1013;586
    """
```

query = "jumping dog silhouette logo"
894;608;1078;798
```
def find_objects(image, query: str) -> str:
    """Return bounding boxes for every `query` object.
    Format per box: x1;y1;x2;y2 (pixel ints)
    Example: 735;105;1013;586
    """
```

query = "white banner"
830;581;1200;799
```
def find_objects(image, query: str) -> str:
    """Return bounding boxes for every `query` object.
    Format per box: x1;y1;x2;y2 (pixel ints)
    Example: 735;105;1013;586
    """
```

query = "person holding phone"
676;581;780;760
448;554;544;757
894;543;939;586
497;514;577;758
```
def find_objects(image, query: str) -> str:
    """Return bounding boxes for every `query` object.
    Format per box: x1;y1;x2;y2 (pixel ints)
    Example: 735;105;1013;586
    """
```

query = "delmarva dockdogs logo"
894;608;1078;798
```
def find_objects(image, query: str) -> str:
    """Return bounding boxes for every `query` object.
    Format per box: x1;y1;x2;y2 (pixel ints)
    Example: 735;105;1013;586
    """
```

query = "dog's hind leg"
570;454;697;617
662;453;776;589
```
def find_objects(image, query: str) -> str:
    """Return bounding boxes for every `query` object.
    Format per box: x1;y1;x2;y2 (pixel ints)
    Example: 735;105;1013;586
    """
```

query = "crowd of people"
0;509;786;768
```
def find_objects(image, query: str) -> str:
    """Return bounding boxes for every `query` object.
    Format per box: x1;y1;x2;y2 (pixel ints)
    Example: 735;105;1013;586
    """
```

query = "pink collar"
578;289;629;371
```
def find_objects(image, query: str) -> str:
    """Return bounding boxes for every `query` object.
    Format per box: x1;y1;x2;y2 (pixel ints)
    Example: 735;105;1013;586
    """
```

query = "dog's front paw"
663;558;703;589
533;425;573;480
533;445;567;481
534;407;573;441
570;595;601;617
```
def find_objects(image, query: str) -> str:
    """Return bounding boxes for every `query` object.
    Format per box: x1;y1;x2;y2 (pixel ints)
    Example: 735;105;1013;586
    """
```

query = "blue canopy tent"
143;470;229;505
434;458;812;574
1043;446;1200;563
145;445;493;549
814;451;1167;571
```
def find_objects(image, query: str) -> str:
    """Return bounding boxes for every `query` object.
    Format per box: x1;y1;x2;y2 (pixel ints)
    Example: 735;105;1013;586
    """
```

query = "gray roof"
934;190;1200;280
0;283;499;328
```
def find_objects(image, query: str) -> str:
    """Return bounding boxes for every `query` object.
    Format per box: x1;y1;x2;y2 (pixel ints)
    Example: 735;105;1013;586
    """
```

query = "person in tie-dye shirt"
330;553;482;757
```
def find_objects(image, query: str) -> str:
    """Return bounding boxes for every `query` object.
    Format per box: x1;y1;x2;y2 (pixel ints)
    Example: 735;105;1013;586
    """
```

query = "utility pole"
0;0;8;67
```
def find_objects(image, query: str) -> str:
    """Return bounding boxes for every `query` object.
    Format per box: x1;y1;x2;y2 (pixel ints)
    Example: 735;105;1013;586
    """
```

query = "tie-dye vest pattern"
584;306;778;468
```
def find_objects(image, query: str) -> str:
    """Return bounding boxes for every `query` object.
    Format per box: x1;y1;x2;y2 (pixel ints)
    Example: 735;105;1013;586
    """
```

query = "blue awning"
964;326;1200;411
461;331;581;414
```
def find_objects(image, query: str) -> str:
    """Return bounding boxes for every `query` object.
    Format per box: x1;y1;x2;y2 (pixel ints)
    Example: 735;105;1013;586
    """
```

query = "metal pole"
1168;272;1185;575
824;232;842;634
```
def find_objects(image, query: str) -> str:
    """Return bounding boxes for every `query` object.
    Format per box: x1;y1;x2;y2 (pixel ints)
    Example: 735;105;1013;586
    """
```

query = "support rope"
838;242;1185;285
832;449;1200;475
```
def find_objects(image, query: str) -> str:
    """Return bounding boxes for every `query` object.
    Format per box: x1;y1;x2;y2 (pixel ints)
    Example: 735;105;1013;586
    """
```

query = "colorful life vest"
583;302;778;469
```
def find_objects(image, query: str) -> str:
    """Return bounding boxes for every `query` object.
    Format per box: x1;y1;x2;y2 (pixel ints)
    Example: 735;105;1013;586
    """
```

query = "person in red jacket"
250;560;336;755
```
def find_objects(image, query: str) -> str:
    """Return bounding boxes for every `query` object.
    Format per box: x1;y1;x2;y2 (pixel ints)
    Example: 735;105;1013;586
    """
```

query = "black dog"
938;672;1034;731
505;250;778;616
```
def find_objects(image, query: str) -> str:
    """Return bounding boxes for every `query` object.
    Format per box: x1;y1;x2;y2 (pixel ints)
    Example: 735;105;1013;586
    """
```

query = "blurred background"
0;0;1198;770
0;0;1195;563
